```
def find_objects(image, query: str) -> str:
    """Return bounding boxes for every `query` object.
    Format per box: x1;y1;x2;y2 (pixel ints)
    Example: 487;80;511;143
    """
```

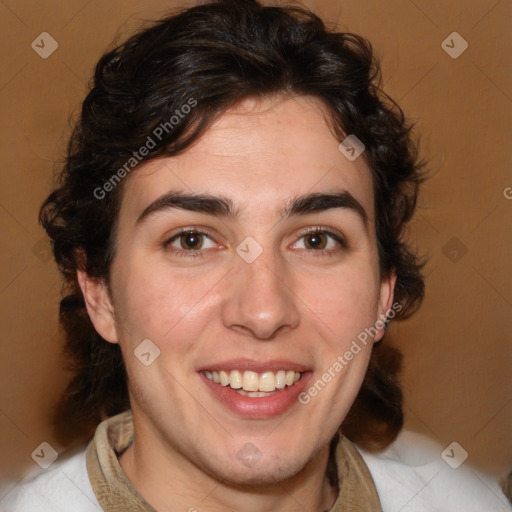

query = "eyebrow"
136;190;368;227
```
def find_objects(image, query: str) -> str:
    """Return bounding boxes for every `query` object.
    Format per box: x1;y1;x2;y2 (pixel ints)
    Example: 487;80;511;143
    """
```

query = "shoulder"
356;429;512;512
0;443;100;512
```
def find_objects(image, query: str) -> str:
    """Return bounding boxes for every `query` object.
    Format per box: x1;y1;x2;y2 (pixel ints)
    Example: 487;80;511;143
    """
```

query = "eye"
165;229;217;256
291;229;345;254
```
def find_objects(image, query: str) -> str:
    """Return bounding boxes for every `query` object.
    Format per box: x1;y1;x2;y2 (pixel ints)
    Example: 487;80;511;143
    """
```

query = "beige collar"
86;410;382;511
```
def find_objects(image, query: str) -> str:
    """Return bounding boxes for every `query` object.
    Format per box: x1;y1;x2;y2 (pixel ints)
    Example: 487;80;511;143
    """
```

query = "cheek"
299;264;381;344
112;257;224;346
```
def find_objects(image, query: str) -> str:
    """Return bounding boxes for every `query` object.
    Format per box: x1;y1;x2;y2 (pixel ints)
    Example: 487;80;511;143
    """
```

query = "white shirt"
1;429;510;511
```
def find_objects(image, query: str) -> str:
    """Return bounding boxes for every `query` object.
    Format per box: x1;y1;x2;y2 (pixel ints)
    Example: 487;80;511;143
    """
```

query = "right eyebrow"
136;192;238;225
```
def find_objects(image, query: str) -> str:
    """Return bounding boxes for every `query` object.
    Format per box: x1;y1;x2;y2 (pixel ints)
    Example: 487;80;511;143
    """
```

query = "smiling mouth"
203;369;302;397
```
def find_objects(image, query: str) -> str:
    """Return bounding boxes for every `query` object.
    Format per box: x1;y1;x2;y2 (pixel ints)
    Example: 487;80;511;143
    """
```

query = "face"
82;95;395;486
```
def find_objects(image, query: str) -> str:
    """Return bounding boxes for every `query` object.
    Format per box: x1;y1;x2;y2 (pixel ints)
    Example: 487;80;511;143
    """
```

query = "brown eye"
291;229;345;256
180;231;204;250
304;232;328;250
166;230;217;254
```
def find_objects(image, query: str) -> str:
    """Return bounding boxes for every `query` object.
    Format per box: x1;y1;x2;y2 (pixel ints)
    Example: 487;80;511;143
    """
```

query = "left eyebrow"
135;190;368;228
283;191;368;227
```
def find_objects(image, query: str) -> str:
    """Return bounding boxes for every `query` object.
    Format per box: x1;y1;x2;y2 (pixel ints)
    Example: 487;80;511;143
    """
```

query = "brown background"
0;0;510;497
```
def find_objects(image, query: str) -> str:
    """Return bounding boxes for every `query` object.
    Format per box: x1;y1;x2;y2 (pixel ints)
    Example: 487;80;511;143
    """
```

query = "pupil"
307;233;325;249
183;232;202;249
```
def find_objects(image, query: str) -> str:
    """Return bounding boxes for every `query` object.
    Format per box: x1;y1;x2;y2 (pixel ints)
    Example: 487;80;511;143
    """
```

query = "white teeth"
219;370;230;386
275;370;286;389
259;372;275;392
242;371;259;392
229;370;242;389
204;369;302;393
236;389;277;397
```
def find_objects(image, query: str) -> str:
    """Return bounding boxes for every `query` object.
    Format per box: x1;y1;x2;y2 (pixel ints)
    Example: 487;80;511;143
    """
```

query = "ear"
77;270;118;344
374;269;398;343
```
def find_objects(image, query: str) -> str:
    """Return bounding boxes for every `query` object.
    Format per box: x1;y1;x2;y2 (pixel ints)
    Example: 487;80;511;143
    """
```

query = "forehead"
120;95;374;222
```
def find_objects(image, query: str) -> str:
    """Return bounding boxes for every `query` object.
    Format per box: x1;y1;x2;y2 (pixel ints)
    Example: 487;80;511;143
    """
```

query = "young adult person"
3;1;510;510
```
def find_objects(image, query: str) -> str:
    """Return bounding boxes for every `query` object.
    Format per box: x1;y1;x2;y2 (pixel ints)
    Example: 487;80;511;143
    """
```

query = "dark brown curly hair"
40;0;427;451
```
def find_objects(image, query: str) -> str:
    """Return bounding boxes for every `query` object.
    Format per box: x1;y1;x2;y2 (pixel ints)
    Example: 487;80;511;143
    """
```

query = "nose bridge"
222;243;300;339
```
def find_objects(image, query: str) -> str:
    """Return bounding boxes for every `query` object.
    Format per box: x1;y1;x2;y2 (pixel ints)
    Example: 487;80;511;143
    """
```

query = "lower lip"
200;372;312;419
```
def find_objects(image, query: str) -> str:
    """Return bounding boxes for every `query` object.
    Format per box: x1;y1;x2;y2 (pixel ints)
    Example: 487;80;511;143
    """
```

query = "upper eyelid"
294;226;346;242
165;226;217;243
290;229;346;250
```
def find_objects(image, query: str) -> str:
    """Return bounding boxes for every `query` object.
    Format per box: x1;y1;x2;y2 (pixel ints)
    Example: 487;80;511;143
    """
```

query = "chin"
196;447;308;488
219;460;306;489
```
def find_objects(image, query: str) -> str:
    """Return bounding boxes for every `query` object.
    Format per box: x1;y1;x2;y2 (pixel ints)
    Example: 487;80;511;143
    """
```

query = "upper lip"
197;358;312;373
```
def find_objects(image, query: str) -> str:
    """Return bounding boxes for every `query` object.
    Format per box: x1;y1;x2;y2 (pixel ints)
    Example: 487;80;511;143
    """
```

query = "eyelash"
163;226;216;259
163;226;347;259
298;227;347;258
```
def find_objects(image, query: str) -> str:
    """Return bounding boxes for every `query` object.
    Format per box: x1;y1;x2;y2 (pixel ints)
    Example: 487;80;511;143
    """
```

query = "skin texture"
78;95;396;512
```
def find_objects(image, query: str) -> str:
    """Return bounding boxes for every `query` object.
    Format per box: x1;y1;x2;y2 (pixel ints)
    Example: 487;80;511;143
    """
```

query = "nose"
221;247;300;340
